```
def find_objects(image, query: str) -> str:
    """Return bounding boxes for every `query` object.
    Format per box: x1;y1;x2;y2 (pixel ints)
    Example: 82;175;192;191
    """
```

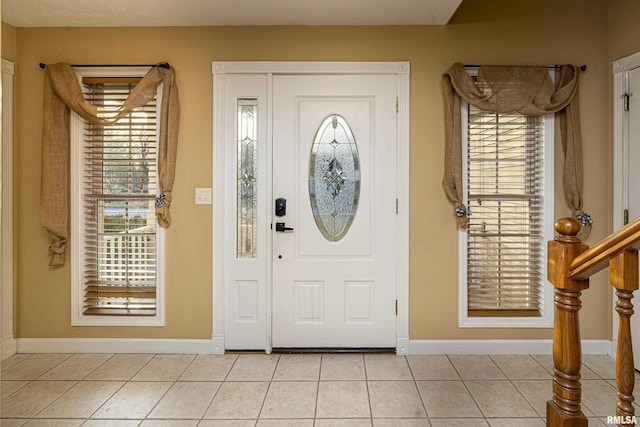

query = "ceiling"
1;0;463;27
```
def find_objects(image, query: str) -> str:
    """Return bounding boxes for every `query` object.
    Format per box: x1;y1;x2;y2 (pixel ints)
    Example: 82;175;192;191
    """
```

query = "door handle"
275;222;294;232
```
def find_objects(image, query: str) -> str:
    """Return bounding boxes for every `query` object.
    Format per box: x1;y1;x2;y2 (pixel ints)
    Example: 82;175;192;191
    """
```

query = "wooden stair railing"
548;216;640;427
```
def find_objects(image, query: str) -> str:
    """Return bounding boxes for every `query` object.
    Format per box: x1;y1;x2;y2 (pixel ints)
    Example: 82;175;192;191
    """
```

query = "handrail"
569;215;640;280
547;216;639;427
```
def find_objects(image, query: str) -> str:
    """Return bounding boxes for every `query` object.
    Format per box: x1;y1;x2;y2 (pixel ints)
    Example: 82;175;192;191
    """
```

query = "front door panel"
272;75;397;348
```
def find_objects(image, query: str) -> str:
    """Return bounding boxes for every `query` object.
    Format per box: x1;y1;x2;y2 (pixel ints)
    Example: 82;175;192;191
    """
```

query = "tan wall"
2;22;17;62
12;0;612;340
609;0;640;62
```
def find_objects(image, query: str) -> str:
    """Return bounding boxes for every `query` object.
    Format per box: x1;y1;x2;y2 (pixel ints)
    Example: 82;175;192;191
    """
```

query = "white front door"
272;75;398;348
213;62;409;353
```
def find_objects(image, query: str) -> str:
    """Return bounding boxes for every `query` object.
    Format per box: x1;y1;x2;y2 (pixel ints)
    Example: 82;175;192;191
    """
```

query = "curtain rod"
464;64;587;71
39;62;170;69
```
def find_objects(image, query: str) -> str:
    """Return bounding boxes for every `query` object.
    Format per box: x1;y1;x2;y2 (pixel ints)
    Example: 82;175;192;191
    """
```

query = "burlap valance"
441;62;591;235
40;62;180;268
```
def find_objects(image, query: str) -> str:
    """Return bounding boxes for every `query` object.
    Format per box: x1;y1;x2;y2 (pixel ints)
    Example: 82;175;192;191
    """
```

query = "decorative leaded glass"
237;99;258;258
309;115;360;241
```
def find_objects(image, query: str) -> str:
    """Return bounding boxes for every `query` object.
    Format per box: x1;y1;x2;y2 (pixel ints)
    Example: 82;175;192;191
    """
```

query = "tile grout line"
71;356;108;422
89;353;168;422
34;353;75;381
312;354;322;427
4;353;73;382
129;353;160;382
496;357;547;420
447;354;488;423
142;364;186;421
175;352;200;382
255;354;280;420
84;378;128;422
405;355;431;421
361;353;375;425
24;379;80;420
489;354;543;419
198;354;238;422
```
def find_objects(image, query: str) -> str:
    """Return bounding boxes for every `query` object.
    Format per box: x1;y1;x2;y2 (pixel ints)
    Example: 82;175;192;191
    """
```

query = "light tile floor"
0;352;627;426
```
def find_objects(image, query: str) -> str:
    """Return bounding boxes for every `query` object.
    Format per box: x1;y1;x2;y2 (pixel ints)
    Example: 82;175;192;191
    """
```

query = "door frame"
211;61;410;354
612;53;640;356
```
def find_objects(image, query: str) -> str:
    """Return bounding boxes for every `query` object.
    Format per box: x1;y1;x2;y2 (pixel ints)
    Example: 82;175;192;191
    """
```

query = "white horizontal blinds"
466;104;545;317
82;77;158;316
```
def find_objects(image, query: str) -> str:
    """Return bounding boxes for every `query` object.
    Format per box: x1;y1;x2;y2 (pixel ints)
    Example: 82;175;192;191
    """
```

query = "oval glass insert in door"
309;115;360;242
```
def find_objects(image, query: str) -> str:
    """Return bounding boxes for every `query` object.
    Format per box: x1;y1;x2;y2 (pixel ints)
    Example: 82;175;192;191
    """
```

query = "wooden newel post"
547;218;589;427
610;250;638;425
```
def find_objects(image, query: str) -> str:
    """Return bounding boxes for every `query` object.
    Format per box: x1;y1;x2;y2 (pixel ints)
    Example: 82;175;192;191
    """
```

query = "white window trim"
70;66;165;327
2;60;17;358
458;71;555;328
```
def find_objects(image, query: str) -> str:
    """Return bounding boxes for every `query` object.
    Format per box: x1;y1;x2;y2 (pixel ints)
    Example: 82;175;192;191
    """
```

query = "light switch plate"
195;187;212;205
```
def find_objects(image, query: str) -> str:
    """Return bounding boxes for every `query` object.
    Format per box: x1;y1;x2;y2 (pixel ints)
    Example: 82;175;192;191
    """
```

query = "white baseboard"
13;337;614;356
409;339;613;355
17;338;216;354
396;336;410;355
1;337;17;360
582;340;615;356
610;340;618;359
211;337;225;355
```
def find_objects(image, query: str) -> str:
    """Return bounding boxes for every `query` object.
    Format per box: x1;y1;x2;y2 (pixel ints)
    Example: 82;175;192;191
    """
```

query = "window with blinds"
465;104;545;317
81;77;159;316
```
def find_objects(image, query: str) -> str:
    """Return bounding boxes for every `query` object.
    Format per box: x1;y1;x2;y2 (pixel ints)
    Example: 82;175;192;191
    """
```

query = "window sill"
71;313;164;327
459;315;553;328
